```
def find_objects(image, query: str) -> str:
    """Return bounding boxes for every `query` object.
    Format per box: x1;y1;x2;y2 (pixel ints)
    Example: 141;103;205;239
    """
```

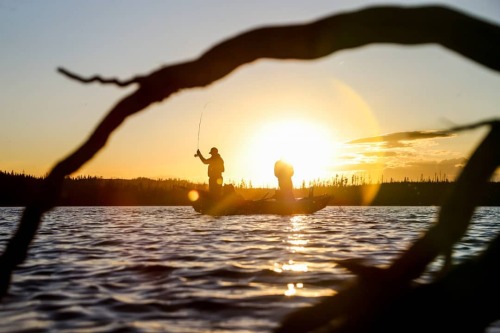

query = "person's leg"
209;177;223;199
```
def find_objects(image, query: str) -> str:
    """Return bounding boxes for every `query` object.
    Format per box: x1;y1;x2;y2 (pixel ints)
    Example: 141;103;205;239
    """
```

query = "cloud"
382;157;467;181
333;128;474;181
360;151;400;157
347;130;455;146
330;153;468;181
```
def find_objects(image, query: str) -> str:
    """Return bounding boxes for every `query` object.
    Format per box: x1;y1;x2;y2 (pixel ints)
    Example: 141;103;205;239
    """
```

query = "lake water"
0;206;499;333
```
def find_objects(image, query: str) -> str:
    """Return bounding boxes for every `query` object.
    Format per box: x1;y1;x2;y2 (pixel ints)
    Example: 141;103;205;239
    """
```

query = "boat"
192;188;331;216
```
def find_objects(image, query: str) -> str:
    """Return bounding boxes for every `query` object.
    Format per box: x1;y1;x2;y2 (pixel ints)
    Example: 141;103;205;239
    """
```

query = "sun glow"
244;118;336;186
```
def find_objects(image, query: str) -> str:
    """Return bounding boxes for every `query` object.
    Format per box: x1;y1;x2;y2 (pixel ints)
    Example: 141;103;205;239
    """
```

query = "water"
0;206;499;333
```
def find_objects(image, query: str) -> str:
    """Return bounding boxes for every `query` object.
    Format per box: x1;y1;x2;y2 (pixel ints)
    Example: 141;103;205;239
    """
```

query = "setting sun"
243;118;336;186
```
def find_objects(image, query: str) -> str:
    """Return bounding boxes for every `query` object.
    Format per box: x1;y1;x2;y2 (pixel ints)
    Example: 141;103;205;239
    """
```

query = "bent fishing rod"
194;109;204;157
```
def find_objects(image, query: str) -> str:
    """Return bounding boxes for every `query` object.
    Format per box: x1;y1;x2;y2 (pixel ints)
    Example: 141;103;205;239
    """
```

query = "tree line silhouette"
2;170;499;206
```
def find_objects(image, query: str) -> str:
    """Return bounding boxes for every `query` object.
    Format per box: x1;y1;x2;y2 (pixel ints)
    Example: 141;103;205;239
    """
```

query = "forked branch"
1;5;499;306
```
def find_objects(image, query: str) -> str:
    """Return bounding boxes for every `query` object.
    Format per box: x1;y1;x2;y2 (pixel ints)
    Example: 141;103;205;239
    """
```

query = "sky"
1;0;499;187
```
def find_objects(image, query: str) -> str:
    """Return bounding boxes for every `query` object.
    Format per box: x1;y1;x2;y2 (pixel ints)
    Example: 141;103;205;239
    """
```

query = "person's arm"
196;150;209;164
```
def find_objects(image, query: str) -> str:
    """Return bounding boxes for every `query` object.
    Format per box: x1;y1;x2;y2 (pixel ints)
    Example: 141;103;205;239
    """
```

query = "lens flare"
188;190;199;202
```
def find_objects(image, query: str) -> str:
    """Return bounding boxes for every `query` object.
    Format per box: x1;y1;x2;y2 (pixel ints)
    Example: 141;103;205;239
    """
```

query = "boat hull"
192;192;331;216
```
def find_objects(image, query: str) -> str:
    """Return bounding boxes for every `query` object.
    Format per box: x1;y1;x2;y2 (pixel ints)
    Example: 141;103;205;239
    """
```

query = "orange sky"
1;1;499;186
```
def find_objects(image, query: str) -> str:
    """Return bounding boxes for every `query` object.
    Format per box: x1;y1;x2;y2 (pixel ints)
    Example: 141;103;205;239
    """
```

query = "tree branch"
1;5;499;304
57;67;143;87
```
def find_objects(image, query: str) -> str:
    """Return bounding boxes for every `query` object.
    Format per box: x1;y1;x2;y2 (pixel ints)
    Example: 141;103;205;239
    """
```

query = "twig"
57;67;143;87
448;118;500;133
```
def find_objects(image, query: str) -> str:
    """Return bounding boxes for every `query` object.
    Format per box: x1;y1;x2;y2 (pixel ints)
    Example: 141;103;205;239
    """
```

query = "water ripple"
0;206;499;332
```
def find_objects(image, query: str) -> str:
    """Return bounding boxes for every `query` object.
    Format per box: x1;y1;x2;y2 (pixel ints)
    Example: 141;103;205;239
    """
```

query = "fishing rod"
194;106;205;157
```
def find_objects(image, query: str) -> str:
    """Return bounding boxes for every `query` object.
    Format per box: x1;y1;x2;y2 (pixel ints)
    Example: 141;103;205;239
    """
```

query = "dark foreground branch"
1;5;499;309
276;121;500;332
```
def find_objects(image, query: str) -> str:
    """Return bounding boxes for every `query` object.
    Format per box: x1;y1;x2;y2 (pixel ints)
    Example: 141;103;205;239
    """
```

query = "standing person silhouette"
274;159;295;201
196;147;225;199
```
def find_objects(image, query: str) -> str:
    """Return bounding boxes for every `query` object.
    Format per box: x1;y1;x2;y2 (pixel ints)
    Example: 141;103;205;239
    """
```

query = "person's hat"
209;147;218;154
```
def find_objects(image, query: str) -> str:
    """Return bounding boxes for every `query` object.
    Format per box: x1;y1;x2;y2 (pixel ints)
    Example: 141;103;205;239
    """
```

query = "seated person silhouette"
274;159;295;201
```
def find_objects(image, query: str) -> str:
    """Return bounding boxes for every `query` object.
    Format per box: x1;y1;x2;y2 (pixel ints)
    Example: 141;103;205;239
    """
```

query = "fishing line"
194;102;209;157
194;111;204;157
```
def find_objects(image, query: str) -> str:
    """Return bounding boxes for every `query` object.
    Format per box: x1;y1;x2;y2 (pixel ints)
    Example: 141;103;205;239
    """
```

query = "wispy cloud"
382;157;467;181
360;151;400;157
347;130;455;147
332;128;468;181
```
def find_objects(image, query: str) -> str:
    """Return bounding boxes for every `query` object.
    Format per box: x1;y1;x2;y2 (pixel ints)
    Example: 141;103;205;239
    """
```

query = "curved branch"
274;121;500;333
388;121;500;280
449;118;500;133
1;5;499;297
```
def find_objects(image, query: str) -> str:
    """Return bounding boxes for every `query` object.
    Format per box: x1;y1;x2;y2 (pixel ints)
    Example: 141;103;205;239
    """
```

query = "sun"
243;118;336;186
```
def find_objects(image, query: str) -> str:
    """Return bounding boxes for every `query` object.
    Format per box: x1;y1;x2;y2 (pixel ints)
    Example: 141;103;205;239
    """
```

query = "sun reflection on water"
283;282;336;297
273;260;309;273
285;282;303;296
273;215;335;297
286;215;309;253
290;215;305;230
